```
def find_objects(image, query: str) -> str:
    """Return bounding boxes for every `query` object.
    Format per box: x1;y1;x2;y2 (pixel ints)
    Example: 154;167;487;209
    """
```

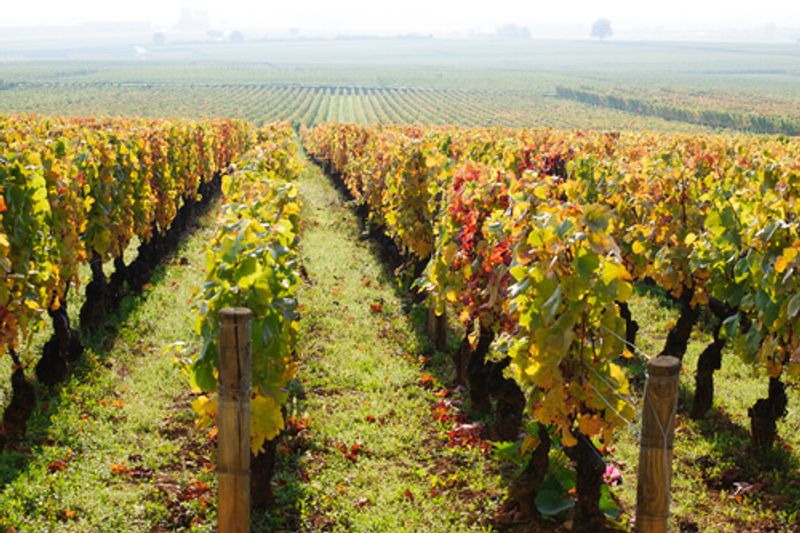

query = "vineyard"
302;123;800;530
0;82;715;132
555;86;800;135
1;106;800;532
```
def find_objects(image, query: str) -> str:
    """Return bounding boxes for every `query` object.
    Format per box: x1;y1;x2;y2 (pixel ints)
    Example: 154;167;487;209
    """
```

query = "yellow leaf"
521;434;540;455
632;240;646;255
467;321;480;349
775;247;798;274
616;280;633;302
192;394;218;427
609;363;630;395
561;427;577;447
250;394;284;454
684;232;697;246
601;262;631;285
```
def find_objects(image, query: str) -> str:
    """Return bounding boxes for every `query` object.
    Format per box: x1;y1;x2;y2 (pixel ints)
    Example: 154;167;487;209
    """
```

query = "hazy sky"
2;0;799;32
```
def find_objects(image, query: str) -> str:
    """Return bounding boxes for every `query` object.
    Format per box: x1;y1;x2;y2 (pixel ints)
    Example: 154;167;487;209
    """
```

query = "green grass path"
262;160;504;531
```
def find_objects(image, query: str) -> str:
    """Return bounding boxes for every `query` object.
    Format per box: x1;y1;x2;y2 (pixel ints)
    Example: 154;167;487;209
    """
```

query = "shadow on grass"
684;397;800;514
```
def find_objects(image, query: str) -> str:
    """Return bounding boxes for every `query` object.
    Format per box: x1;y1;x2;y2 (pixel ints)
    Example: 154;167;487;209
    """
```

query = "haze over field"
1;0;799;43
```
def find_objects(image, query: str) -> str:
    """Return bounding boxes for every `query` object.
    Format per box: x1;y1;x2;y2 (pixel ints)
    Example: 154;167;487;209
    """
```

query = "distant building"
175;7;210;33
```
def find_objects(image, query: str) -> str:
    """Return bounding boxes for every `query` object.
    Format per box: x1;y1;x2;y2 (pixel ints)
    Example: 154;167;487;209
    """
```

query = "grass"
257;158;508;531
0;206;221;532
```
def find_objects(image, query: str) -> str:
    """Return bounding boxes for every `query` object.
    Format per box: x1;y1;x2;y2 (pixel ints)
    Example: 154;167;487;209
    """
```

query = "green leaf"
575;249;600;280
535;474;575;516
600;484;622;519
236;255;262;289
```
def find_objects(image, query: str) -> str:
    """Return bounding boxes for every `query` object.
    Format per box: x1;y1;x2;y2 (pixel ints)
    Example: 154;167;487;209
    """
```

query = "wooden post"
635;356;681;533
426;305;447;352
218;308;253;533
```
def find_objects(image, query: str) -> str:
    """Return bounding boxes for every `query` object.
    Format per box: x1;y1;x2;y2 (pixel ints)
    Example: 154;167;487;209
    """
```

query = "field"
2;39;800;131
1;38;800;532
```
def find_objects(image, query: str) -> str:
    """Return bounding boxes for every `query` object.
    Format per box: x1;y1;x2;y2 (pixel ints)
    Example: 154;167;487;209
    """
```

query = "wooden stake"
635;356;681;533
218;307;253;533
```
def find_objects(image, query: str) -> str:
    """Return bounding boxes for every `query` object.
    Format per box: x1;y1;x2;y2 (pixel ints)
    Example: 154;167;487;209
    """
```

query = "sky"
1;0;798;34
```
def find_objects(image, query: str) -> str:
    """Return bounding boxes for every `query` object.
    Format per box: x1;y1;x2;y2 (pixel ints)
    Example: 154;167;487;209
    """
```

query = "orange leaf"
110;462;130;475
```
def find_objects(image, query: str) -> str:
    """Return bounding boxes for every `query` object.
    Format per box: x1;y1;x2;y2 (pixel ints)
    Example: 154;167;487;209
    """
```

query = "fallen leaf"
418;374;437;389
48;460;68;473
110;462;131;476
354;498;372;509
732;481;763;497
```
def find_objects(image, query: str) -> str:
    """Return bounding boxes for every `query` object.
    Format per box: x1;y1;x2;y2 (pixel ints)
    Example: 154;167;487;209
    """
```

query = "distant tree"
229;30;244;43
152;32;166;46
496;24;532;39
591;19;613;39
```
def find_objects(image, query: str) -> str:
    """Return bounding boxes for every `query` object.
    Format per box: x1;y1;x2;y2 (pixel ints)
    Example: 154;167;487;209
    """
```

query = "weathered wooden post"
426;306;447;352
635;356;681;533
218;308;253;533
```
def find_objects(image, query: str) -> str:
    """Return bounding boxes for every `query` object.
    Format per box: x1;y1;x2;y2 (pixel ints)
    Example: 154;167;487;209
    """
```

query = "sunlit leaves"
0;113;251;356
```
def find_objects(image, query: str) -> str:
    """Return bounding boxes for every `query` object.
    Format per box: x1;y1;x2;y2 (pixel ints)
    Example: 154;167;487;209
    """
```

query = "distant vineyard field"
0;81;713;132
556;86;800;135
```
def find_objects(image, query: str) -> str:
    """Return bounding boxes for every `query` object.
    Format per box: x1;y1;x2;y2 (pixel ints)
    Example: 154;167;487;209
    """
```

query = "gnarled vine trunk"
1;350;36;450
37;299;82;386
749;377;788;453
251;438;278;508
563;434;606;533
466;327;495;413
616;301;639;350
660;288;699;360
510;425;551;516
79;252;108;333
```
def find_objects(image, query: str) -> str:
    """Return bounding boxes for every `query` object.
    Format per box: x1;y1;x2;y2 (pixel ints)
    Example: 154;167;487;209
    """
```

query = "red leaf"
418;374;436;389
48;460;68;473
